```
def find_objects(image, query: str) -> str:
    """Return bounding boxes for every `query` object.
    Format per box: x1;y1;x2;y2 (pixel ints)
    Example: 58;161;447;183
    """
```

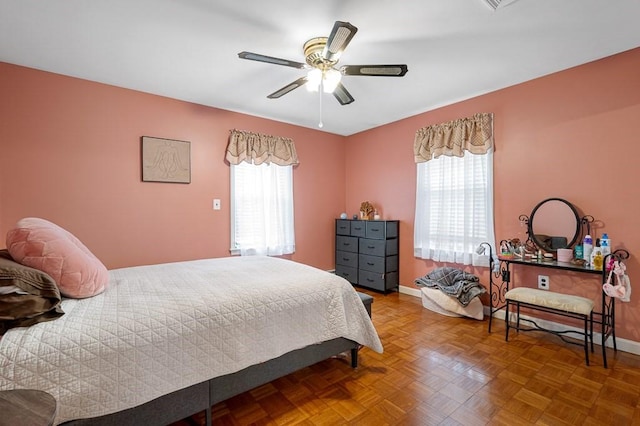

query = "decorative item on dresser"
359;201;375;220
335;219;399;293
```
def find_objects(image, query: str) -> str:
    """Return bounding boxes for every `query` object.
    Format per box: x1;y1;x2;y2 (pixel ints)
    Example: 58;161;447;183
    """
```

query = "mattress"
0;256;382;424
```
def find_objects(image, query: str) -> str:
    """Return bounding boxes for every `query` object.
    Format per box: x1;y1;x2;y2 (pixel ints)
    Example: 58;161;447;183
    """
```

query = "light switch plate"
213;199;221;210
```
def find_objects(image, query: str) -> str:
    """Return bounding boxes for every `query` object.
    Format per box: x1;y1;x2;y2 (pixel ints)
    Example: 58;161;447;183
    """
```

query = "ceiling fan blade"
340;64;408;77
267;76;309;99
333;82;354;105
322;21;358;62
238;51;307;69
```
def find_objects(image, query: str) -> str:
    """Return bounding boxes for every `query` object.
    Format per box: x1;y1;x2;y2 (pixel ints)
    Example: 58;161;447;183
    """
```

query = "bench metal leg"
505;300;511;341
504;299;594;366
583;316;590;366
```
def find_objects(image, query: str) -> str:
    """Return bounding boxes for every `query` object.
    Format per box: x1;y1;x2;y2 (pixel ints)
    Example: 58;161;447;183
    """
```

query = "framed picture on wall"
141;136;191;183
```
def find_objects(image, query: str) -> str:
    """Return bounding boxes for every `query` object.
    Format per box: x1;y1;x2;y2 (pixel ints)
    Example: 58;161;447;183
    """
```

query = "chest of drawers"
335;219;399;292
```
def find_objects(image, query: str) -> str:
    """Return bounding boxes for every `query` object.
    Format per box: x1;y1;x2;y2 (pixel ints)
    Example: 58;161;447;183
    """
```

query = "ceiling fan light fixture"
306;68;341;93
306;68;322;92
322;69;341;93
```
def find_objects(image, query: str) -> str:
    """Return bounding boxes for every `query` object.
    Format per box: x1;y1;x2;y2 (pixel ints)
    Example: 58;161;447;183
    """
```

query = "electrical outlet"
538;275;549;290
213;199;221;210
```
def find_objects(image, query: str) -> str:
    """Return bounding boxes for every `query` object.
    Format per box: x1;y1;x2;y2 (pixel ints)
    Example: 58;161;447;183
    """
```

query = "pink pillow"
6;218;108;298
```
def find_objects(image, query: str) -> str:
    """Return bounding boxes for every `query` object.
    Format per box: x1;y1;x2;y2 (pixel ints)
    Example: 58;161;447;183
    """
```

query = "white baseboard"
399;286;422;298
398;285;640;356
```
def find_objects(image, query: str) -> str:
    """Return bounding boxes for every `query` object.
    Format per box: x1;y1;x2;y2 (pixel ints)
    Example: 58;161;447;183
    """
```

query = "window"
413;149;495;265
230;161;295;256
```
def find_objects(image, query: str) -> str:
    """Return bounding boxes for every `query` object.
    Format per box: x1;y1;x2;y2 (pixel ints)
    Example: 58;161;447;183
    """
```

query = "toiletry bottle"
574;244;583;260
601;233;611;256
583;234;593;265
592;248;604;271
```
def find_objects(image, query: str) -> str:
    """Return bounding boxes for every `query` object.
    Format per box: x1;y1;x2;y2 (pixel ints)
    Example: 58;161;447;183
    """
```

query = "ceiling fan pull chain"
318;79;324;128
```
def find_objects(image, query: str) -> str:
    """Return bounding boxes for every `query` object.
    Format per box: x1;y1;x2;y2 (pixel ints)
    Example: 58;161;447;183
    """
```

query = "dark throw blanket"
415;266;486;307
0;250;64;334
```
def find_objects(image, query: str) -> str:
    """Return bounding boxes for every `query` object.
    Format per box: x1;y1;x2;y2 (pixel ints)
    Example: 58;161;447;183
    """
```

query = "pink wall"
345;48;640;342
0;63;346;270
2;48;640;342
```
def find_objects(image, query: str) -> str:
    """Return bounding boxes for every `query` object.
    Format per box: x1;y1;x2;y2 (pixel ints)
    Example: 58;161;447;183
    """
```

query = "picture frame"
141;136;191;183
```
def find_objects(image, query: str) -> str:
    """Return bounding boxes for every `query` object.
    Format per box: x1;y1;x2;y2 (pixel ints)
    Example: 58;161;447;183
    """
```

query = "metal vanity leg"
590;311;594;353
602;297;608;369
612;300;617;352
505;300;511;341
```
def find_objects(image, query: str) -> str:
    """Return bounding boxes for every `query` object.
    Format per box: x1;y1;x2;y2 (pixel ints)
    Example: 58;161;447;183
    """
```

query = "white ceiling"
1;0;639;136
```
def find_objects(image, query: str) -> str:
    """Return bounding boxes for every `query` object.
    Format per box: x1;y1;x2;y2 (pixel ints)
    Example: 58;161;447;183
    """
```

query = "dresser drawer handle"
367;245;375;249
367;278;375;282
343;242;350;246
371;228;380;232
342;257;350;261
367;262;375;266
354;227;362;231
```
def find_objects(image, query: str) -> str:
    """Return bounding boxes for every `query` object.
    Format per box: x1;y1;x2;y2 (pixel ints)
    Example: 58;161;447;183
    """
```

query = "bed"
0;255;382;425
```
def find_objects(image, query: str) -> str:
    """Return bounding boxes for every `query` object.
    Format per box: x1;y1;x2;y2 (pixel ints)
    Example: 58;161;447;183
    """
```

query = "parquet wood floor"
171;291;640;425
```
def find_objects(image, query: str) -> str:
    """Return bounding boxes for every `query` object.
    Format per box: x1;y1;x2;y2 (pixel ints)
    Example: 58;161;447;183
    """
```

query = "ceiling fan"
238;21;408;106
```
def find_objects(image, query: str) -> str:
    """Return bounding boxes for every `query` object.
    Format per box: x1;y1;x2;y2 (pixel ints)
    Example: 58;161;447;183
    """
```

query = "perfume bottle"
592;248;604;271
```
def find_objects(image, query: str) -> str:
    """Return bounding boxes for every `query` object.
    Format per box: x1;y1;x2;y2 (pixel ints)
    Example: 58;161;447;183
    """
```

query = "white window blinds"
230;161;295;256
414;150;495;266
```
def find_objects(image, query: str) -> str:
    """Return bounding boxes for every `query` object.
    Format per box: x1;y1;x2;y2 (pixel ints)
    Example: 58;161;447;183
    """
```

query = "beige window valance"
226;129;299;166
414;112;494;163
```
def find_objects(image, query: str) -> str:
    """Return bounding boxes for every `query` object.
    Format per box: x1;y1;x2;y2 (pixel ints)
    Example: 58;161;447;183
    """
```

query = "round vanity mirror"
528;198;580;252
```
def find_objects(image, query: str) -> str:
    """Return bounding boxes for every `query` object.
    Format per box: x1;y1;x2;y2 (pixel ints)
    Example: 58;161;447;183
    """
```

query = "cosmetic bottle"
583;235;593;265
574;244;583;260
592;247;604;270
601;233;611;256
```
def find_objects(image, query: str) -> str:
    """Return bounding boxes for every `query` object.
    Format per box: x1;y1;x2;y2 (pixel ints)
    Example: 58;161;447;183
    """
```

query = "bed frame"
60;338;359;425
60;293;375;425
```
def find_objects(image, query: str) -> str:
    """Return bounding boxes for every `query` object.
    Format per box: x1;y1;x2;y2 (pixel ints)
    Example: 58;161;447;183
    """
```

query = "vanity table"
488;197;630;368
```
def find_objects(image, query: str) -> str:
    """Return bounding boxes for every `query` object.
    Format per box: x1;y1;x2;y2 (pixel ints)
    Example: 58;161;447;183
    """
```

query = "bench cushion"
505;287;594;316
357;292;373;318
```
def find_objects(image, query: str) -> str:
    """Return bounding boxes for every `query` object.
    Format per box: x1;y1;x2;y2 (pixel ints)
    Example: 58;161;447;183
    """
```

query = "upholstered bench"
357;292;373;318
505;287;595;365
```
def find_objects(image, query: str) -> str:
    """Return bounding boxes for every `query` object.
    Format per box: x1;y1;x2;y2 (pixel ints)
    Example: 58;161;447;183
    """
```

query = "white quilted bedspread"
0;256;382;424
